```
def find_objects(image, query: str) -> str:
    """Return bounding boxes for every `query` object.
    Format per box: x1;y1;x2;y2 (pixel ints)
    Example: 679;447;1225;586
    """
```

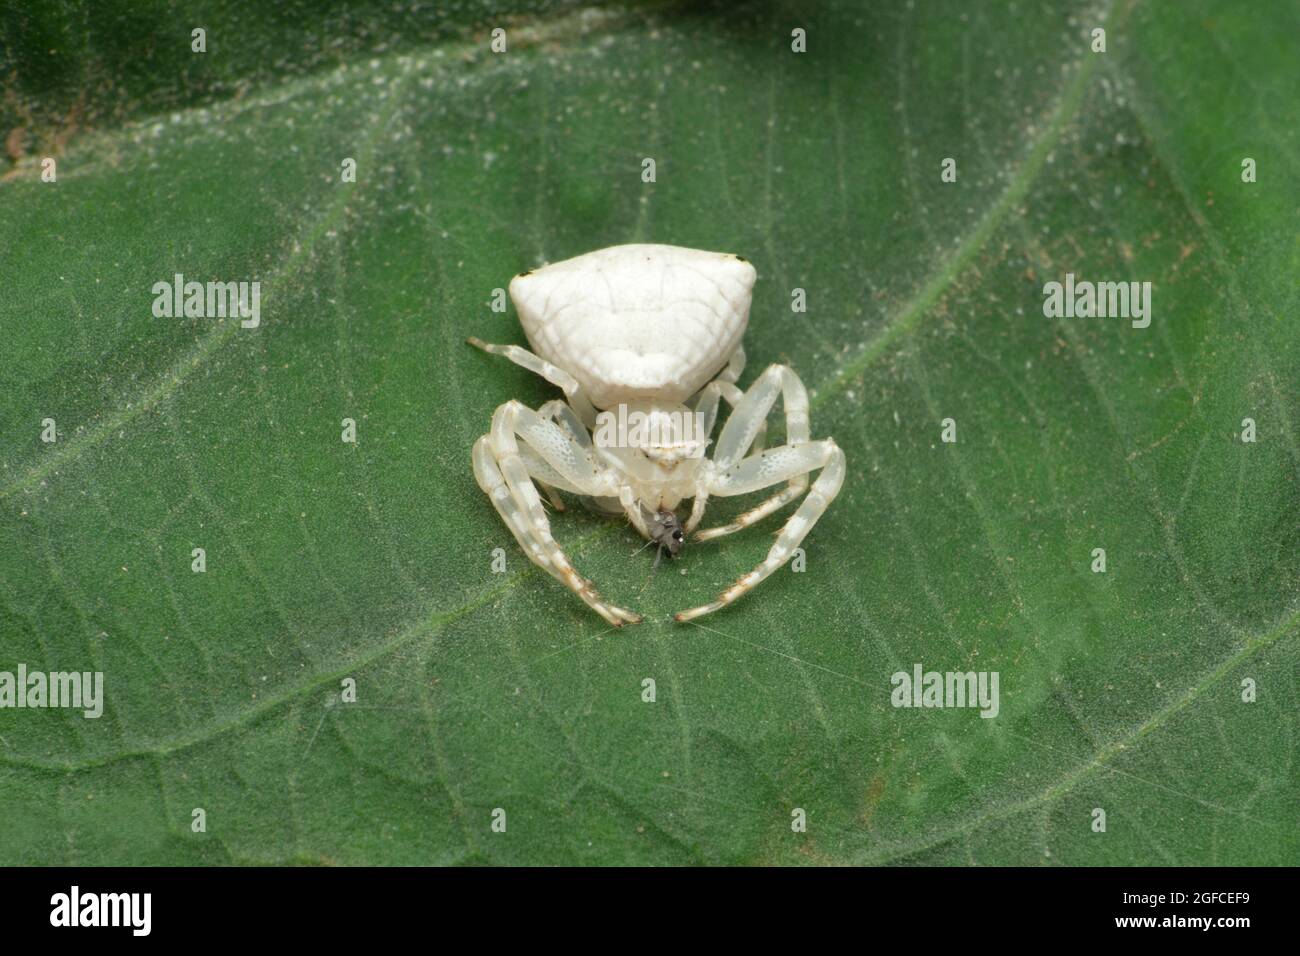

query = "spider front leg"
685;376;765;533
674;437;845;622
532;399;595;512
473;401;642;626
693;363;811;541
467;337;599;427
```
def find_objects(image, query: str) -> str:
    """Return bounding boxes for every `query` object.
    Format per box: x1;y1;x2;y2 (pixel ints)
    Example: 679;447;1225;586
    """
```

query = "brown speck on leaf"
861;773;886;827
5;127;28;161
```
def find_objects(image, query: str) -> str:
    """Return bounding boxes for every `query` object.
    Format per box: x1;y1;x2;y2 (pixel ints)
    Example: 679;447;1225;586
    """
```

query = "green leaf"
1;0;1296;865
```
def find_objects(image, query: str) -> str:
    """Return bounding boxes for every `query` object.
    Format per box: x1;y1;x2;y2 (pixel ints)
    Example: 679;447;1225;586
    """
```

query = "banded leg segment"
619;486;653;540
533;399;599;511
537;399;594;450
687;378;766;534
694;364;811;541
676;439;845;622
467;337;599;426
474;402;639;626
694;380;766;456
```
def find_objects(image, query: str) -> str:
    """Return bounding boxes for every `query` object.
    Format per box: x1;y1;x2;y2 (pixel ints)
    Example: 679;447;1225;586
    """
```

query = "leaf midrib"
857;607;1300;864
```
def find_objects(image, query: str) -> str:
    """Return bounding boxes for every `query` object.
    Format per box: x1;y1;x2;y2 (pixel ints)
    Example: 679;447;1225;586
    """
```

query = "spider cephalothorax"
468;243;845;625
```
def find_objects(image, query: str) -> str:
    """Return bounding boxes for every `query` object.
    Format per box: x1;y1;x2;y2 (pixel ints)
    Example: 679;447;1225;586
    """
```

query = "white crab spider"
468;243;845;625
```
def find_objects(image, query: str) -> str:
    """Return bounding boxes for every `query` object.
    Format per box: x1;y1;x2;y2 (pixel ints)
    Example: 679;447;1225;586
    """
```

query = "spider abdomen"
509;243;755;408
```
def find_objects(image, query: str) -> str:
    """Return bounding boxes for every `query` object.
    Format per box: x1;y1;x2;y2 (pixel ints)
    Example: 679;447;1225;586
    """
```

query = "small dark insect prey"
646;508;685;565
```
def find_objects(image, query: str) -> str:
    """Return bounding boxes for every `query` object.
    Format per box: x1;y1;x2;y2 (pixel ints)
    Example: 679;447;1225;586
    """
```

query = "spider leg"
474;435;556;569
515;445;568;512
694;364;810;541
684;492;709;534
618;487;653;540
675;438;845;622
694;380;766;455
693;484;806;541
685;377;766;534
716;343;747;385
474;402;640;626
533;399;597;512
477;440;636;624
514;401;602;511
466;337;598;426
537;399;595;450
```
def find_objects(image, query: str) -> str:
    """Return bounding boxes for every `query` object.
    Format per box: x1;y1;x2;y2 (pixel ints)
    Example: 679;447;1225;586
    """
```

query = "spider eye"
672;530;683;541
